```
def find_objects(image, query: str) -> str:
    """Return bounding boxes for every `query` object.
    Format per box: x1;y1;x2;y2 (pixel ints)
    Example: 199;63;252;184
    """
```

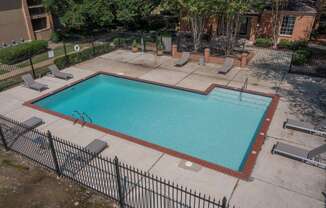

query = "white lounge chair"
175;52;190;67
283;119;326;137
272;142;326;169
22;74;48;91
49;65;73;80
217;57;234;74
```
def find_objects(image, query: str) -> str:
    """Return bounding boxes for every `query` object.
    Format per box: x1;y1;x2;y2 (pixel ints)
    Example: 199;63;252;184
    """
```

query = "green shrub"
132;39;139;48
0;40;48;64
112;38;120;46
277;39;308;50
278;39;293;49
157;41;164;50
292;49;312;65
291;40;308;50
54;43;113;69
51;32;61;43
255;38;273;48
112;37;128;46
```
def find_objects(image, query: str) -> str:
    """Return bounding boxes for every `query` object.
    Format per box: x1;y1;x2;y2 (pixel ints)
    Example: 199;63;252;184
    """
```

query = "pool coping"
24;71;279;181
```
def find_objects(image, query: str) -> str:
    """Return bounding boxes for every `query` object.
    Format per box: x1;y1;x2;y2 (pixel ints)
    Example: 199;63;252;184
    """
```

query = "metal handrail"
72;110;85;125
82;112;92;124
240;78;248;101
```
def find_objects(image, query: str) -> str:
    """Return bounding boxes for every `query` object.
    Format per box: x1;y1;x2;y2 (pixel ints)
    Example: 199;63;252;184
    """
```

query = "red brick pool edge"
24;71;280;181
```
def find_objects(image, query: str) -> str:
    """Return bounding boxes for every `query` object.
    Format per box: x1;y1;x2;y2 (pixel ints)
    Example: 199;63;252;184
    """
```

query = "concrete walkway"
0;49;325;208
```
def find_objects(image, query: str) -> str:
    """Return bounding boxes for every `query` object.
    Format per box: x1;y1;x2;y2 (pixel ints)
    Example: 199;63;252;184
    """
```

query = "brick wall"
288;15;315;40
0;9;30;44
179;11;316;42
258;11;316;41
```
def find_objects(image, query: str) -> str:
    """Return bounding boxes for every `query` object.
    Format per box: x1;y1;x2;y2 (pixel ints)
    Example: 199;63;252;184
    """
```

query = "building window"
32;18;47;31
280;16;296;35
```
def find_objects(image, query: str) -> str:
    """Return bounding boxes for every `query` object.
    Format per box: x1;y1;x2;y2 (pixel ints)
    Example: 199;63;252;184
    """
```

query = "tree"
271;0;288;48
177;0;224;52
43;0;114;35
221;0;250;55
113;0;161;29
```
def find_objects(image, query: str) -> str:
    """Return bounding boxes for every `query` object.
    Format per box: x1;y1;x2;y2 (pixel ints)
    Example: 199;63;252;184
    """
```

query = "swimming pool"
27;73;278;179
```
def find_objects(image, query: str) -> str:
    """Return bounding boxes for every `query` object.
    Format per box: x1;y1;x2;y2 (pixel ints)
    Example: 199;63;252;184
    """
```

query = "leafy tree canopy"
114;0;161;23
43;0;162;33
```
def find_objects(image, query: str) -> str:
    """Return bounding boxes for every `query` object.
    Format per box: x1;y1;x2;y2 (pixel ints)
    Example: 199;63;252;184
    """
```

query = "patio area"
0;49;325;208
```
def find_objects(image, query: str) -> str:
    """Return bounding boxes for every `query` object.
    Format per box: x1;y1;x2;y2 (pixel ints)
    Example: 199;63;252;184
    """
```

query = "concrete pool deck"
0;49;325;208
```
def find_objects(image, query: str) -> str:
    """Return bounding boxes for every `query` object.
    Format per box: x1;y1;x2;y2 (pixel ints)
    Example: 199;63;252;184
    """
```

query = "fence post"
29;57;36;78
289;52;294;73
47;131;61;176
63;41;69;65
91;36;96;56
222;197;227;208
114;156;124;208
0;125;8;151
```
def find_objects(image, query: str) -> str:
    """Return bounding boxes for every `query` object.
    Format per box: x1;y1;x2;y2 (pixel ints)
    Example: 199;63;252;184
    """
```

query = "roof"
286;2;317;14
247;1;318;16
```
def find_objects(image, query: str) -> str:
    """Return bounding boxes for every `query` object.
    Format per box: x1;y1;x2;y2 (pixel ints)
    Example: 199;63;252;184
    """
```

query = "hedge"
255;38;273;48
0;40;48;64
278;39;293;50
292;48;312;65
54;43;114;69
278;39;308;50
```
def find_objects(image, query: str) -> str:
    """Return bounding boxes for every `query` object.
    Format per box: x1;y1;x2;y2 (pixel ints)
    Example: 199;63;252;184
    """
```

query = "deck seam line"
254;177;324;203
147;153;165;173
226;70;242;87
228;179;240;202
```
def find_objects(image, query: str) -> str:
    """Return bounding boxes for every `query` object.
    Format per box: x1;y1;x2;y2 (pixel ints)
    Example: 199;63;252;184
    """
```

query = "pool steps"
72;110;93;126
209;89;271;109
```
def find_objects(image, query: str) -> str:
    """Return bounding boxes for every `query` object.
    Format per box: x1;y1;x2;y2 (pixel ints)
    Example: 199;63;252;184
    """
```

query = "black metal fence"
0;114;236;208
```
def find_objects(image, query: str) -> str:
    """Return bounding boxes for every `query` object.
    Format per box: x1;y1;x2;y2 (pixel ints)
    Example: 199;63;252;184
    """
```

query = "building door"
239;16;250;38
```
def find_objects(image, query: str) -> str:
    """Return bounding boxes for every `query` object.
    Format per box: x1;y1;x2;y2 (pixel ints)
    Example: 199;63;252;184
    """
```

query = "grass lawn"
0;66;49;92
16;43;91;68
0;149;116;208
0;69;8;75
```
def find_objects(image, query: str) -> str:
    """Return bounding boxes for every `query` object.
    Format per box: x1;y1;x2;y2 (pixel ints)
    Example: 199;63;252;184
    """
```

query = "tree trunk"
190;15;205;52
272;0;288;48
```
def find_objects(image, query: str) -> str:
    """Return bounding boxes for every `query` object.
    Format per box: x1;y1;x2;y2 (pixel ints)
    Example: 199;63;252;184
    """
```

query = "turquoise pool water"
34;74;272;171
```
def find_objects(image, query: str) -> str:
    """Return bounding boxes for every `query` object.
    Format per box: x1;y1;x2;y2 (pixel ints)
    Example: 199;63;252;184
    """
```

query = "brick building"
180;1;317;43
0;0;53;45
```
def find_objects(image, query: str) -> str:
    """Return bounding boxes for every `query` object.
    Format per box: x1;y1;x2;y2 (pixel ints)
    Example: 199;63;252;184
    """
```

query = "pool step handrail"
82;112;93;124
240;78;248;101
72;110;86;126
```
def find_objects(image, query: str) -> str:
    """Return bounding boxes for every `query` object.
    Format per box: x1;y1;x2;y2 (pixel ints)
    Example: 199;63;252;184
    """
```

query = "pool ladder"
240;78;248;101
72;110;93;126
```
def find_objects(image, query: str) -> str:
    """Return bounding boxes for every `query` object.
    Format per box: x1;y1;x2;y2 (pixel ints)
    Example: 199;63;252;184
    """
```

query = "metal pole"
47;131;61;176
289;51;294;73
63;41;69;64
222;197;227;208
0;125;8;151
114;156;124;208
91;36;96;56
29;57;36;78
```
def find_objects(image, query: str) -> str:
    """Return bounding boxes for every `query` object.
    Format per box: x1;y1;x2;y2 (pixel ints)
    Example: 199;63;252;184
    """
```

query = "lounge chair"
61;139;108;175
175;52;190;67
283;119;326;137
217;57;234;74
3;116;44;145
22;74;48;91
49;65;73;80
272;142;326;169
